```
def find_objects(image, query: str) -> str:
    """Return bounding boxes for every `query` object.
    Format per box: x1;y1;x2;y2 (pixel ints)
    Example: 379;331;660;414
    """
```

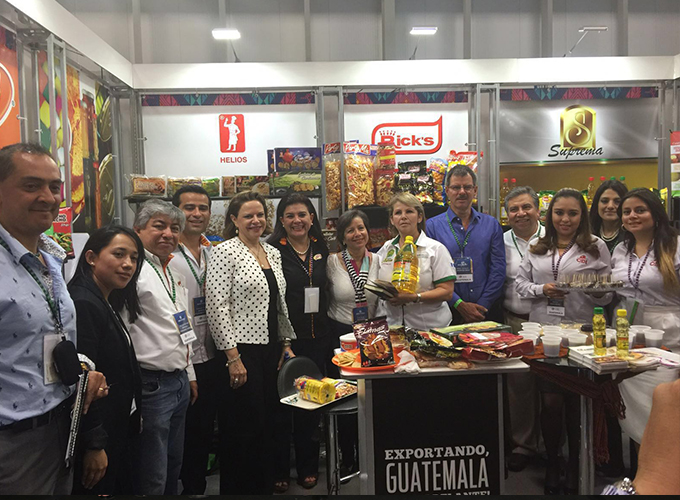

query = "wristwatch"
601;477;638;495
414;293;422;303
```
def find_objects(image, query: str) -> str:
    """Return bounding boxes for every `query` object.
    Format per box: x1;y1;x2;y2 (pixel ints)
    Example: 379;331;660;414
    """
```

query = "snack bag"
344;143;375;208
455;151;479;173
354;316;394;367
323;143;342;211
321;377;358;399
222;176;236;196
414;173;434;204
294;376;336;404
45;207;74;258
428;158;447;205
374;167;397;206
201;177;221;197
130;174;166;197
377;142;396;169
395;172;414;194
539;190;554;222
167;176;201;198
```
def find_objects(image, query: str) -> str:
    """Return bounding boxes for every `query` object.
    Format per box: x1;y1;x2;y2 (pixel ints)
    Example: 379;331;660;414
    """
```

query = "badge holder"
453;257;473;283
547;298;566;317
304;287;320;314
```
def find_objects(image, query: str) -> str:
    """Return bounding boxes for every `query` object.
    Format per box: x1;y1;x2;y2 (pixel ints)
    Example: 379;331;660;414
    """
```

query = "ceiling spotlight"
212;28;241;40
579;26;608;33
410;27;438;36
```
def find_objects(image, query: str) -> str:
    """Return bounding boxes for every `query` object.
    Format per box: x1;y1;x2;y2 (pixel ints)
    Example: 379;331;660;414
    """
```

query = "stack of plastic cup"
630;325;651;346
542;335;562;357
567;333;588;347
644;329;664;348
542;325;562;336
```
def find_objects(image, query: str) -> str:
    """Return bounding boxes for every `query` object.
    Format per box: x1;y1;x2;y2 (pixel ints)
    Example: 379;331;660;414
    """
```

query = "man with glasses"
425;164;506;324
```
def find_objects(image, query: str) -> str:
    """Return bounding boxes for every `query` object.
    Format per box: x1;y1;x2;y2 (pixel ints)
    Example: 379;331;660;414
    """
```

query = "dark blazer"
69;274;142;493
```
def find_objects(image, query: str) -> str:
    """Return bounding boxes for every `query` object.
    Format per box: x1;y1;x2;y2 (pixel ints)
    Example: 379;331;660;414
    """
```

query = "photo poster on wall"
0;26;21;148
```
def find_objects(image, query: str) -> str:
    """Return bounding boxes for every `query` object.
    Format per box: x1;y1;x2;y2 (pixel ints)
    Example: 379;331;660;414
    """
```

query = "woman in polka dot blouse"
205;191;296;495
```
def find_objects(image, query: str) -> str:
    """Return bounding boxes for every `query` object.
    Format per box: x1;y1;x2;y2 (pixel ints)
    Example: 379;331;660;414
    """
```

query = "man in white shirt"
502;186;543;473
127;200;197;495
171;186;221;495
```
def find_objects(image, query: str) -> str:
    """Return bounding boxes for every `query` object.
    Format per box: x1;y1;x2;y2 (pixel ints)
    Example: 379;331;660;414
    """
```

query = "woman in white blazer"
206;191;296;495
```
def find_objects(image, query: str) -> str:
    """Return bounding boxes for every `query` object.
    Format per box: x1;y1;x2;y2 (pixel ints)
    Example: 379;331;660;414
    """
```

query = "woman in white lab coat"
611;188;680;447
515;188;612;494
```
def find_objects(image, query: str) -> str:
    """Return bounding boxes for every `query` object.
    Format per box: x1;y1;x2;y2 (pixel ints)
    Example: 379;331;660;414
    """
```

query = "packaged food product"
45;207;74;258
167;177;201;198
236;176;270;195
267;149;276;174
539;190;555;222
275;147;322;171
428;158;447;205
221;176;236;196
449;151;479;173
321;377;358;399
354;316;394;367
271;171;321;196
201;177;220;197
377;142;396;168
374;167;397;206
344;143;375;208
293;376;336;404
368;227;391;250
414;173;434;204
395;172;414;194
130;174;166;197
323;143;342;211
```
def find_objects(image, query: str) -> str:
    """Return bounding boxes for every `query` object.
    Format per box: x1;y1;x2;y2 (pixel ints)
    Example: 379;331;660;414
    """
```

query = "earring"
235;227;239;234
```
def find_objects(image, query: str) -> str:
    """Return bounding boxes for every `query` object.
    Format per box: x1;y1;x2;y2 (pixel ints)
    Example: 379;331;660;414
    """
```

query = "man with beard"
171;186;222;495
426;164;506;324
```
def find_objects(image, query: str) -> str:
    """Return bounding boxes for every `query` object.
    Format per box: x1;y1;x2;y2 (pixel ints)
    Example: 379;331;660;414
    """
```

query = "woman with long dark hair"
206;191;296;495
516;188;612;494
612;188;680;447
589;179;628;254
267;193;329;492
68;225;144;494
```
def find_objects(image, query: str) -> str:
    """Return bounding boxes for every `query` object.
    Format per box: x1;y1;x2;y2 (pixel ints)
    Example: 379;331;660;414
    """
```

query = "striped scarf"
341;249;368;305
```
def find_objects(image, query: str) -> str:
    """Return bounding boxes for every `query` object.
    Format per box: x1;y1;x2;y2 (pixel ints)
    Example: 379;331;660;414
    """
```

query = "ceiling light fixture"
564;26;608;56
410;26;438;36
212;28;241;40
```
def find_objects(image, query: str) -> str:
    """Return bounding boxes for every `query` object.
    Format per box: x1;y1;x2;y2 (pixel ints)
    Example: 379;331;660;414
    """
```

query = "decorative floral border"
344;91;468;105
142;92;315;106
500;86;659;101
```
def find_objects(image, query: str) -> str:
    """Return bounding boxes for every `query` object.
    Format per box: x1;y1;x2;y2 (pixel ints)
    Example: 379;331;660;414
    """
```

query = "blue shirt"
425;207;506;310
0;223;76;426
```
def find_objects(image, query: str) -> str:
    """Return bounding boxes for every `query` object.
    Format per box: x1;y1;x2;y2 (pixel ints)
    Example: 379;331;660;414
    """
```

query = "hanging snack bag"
354;316;394;367
377;142;396;169
395;172;414;194
415;173;434;204
539;190;554;222
428;158;447;205
323;142;342;211
344;143;375;208
130;174;166;197
455;151;479;173
374;167;397;206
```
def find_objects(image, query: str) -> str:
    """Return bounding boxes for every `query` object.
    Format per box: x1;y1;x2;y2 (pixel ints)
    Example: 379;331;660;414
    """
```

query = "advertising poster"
95;82;115;228
0;26;20;148
671;131;680;197
38;51;66;181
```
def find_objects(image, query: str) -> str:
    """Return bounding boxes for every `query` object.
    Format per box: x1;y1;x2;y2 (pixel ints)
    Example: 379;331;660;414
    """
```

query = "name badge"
173;310;198;345
43;334;62;385
453;257;473;283
192;296;208;326
304;286;320;314
352;305;369;324
547;298;566;317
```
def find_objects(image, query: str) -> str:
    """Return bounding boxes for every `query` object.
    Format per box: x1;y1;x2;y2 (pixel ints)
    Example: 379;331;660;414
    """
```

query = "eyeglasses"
447;184;475;192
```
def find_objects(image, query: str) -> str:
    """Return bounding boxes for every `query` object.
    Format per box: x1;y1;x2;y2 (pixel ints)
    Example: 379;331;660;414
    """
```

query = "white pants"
619;305;680;444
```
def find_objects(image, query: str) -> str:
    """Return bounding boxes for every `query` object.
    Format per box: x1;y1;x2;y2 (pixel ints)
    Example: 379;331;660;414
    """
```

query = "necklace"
289;239;310;256
600;227;620;242
240;237;266;266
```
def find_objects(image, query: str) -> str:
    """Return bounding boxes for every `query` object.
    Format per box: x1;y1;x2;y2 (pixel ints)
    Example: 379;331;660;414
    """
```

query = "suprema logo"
371;116;443;155
549;105;603;159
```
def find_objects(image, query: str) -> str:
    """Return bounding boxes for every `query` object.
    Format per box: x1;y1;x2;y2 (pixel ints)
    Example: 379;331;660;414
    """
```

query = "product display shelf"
125;194;320;204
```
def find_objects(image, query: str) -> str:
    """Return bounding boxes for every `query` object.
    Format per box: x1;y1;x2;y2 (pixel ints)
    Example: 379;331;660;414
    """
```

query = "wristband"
454;299;463;309
225;353;242;367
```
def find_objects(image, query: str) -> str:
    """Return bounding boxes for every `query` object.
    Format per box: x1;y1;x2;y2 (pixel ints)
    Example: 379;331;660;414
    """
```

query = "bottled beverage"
600;176;606;185
510;178;517;191
610;176;616;181
620;176;626;183
391;235;419;294
500;178;510;225
616;309;630;359
593;307;607;356
586;177;596;209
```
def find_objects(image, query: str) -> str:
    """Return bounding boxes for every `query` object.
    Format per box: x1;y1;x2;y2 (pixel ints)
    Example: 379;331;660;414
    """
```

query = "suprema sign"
371;116;443;155
549;105;603;159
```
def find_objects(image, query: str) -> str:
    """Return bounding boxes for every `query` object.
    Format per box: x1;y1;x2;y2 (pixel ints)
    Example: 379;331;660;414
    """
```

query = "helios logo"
219;114;246;153
371;116;443;155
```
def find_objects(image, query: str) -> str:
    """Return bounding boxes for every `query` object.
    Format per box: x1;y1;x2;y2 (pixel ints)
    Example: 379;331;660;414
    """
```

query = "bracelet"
454;298;463;309
282;340;292;347
414;293;422;303
225;353;241;367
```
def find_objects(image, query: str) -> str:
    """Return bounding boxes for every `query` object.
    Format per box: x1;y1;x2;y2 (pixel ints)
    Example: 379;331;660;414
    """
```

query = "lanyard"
0;236;63;334
551;239;575;281
511;225;542;260
288;240;313;286
628;243;653;290
446;212;472;256
145;257;177;305
179;245;206;289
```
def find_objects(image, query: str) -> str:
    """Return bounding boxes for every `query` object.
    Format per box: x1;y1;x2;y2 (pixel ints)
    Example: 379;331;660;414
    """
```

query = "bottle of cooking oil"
586;177;596;209
391;235;419;293
593;307;607;356
500;178;510;225
616;309;630;359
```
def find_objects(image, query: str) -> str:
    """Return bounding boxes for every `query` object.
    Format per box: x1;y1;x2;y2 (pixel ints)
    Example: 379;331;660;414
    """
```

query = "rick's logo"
561;105;596;149
371;116;443;155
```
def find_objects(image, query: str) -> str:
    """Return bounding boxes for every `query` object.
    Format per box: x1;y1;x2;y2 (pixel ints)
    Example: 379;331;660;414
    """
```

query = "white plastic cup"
561;329;580;336
644;329;664;348
521;333;538;354
606;332;616;347
542;335;562;357
521;322;541;330
630;325;651;332
567;333;588;347
542;326;562;335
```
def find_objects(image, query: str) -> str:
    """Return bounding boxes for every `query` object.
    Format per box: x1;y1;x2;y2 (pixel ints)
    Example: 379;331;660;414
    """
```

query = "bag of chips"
354;316;394;367
374;167;396;206
345;143;375;208
167;177;201;198
222;176;236;196
323;143;342;211
415;173;434;204
130;174;166;197
394;172;414;194
428;158;447;205
201;177;220;197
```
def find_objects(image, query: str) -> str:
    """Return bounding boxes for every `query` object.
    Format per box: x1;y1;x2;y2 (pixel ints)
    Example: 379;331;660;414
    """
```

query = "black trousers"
273;335;332;481
218;342;279;495
180;353;225;494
